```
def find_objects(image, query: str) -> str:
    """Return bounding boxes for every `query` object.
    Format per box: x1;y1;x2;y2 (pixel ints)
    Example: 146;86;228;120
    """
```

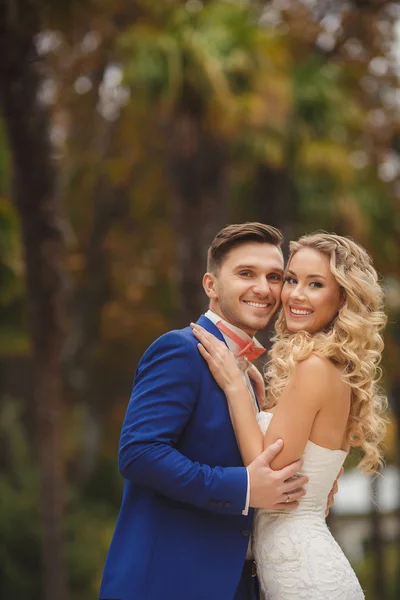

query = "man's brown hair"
207;222;283;273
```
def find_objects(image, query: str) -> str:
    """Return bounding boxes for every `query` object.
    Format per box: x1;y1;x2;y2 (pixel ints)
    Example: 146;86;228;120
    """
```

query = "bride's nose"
290;284;306;301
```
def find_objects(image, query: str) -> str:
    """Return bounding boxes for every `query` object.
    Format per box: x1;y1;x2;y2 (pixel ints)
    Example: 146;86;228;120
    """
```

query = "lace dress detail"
254;411;364;600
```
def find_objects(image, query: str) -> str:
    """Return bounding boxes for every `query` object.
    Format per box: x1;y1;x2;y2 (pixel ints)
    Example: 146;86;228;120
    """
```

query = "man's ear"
202;272;218;300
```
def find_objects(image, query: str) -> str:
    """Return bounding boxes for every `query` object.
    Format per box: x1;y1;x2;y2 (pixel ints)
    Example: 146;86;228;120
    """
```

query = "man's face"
203;242;284;337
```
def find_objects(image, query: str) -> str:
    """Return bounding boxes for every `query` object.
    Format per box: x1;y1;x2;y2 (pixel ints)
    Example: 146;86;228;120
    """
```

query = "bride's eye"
284;276;296;284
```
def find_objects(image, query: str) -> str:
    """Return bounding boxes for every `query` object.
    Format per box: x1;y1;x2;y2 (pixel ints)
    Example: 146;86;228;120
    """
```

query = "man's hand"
325;466;344;517
247;440;308;510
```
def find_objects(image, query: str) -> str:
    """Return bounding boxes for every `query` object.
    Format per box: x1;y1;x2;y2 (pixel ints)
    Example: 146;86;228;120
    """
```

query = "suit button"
224;501;232;508
241;529;251;537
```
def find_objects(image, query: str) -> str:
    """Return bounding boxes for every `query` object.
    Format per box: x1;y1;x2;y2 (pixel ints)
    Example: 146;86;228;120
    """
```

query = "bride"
191;232;387;600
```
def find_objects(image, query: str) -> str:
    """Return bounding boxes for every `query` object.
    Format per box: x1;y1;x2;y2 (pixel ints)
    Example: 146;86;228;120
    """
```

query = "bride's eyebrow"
307;274;327;280
286;269;327;280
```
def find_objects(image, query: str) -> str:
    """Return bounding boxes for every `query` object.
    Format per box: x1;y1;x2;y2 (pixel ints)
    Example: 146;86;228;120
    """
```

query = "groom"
99;223;310;600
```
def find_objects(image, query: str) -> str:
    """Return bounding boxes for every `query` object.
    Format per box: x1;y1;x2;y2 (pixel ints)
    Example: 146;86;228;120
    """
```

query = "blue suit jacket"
99;316;254;600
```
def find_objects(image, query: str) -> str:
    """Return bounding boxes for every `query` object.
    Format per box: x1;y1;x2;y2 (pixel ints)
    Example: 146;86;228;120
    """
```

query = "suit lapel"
196;314;228;345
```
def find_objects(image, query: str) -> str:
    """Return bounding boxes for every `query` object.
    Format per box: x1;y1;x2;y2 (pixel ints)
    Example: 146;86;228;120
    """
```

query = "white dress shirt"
204;310;264;559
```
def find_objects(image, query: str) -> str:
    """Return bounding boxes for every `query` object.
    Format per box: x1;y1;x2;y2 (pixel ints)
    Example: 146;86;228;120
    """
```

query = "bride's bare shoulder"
294;354;349;401
296;353;341;377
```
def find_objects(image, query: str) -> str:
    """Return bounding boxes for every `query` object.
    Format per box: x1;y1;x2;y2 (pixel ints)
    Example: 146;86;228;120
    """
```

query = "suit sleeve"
118;331;247;515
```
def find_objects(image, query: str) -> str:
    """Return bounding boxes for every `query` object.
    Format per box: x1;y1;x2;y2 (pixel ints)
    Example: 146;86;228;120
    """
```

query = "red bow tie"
216;321;266;362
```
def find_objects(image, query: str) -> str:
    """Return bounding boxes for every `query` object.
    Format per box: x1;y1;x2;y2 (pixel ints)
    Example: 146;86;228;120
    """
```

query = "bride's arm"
263;354;336;470
224;363;269;465
223;380;265;466
190;324;265;466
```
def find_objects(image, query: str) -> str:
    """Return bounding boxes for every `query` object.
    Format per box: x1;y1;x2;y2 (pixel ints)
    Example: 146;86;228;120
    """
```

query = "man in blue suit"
99;223;309;600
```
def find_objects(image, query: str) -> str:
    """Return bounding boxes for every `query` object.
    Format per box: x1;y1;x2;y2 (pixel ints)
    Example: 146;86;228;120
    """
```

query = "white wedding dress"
253;411;364;600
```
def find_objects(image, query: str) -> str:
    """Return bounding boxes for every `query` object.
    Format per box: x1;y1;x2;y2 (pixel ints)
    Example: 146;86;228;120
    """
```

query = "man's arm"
118;331;248;515
326;467;344;516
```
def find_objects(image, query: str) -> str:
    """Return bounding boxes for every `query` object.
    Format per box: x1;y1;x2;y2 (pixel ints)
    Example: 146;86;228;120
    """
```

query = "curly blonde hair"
265;233;387;474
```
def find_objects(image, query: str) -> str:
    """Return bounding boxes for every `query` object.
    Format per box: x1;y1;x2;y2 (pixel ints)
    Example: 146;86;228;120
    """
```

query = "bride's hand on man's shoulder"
190;323;243;392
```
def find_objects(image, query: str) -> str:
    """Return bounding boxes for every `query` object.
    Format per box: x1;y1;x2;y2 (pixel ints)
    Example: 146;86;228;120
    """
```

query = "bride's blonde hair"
265;233;387;474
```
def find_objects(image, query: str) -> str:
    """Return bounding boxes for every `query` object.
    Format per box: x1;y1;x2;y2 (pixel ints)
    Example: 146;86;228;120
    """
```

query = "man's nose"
253;278;271;296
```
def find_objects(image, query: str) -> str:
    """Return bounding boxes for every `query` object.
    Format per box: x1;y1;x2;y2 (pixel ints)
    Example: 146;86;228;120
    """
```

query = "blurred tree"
0;1;70;598
120;0;247;323
0;0;399;597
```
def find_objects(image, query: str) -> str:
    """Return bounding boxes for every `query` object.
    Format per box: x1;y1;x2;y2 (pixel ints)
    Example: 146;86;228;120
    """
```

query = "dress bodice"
256;411;346;518
253;411;364;599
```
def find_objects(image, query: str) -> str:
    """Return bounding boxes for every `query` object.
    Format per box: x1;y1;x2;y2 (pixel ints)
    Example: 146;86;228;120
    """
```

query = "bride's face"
281;247;343;334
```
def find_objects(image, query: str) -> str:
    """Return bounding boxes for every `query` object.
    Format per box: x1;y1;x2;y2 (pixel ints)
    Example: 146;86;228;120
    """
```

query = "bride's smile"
282;247;343;334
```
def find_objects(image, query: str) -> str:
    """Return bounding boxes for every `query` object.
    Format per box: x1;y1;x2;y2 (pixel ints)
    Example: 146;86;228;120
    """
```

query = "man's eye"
269;274;282;281
240;271;252;277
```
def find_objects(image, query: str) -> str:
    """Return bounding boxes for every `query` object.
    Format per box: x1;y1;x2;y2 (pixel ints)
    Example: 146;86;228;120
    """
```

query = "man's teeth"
245;301;269;308
290;308;313;315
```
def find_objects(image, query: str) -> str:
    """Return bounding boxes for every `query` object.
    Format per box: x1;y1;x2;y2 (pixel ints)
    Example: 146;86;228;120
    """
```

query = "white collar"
204;309;263;354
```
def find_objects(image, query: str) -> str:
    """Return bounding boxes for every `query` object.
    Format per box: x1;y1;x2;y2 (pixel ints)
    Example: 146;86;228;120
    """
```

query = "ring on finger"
285;493;290;503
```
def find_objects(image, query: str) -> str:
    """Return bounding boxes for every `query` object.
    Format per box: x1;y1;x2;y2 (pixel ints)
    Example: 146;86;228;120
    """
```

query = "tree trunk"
64;112;120;486
370;476;387;600
251;163;297;256
167;114;230;326
0;5;69;600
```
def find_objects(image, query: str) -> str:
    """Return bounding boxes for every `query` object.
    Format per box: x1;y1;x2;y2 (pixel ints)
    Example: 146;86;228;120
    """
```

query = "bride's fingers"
197;343;214;365
191;326;219;347
192;329;216;354
190;323;217;340
191;324;225;354
190;323;213;338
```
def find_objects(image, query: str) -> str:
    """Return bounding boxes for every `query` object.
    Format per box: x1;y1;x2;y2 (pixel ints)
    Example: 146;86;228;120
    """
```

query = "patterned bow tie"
216;321;266;362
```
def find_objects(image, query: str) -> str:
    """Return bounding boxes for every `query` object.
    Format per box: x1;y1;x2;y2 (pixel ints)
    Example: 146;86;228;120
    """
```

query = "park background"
0;1;399;599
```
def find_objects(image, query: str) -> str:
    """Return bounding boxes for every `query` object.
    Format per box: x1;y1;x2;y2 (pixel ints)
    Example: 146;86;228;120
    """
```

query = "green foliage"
1;0;399;598
0;198;22;305
119;0;260;118
0;122;27;354
66;497;115;600
354;541;400;599
0;400;41;600
0;399;115;600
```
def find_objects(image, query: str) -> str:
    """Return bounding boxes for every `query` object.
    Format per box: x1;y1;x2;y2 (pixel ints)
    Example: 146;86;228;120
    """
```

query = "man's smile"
243;300;272;309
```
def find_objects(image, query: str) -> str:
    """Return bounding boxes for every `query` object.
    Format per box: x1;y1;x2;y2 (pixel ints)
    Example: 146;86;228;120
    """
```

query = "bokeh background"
0;1;399;599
